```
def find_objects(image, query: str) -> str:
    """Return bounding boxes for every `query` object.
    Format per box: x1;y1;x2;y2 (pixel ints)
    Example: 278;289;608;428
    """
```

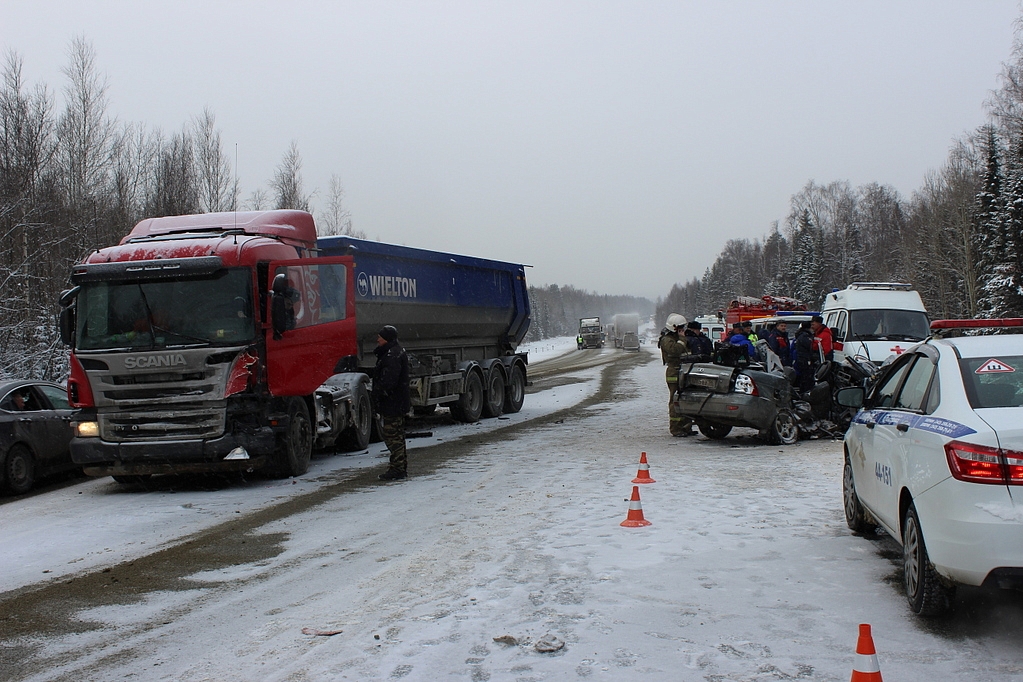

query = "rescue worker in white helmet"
658;313;695;437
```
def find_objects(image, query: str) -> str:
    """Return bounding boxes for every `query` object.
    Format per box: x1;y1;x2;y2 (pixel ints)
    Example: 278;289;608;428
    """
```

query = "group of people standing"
658;313;835;437
726;315;833;390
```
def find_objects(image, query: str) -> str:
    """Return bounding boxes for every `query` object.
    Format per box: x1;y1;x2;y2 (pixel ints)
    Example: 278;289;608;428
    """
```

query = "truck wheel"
769;409;799;445
482;370;505;418
4;444;35;495
503;365;526;414
338;383;372;452
698;422;732;439
450;372;484;423
271;398;312;477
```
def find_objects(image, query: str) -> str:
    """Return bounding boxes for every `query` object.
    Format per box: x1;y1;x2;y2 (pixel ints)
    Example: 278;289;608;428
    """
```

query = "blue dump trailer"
317;236;531;422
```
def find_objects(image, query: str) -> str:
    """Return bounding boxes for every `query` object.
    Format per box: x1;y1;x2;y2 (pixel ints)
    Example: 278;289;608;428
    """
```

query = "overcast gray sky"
3;1;1021;300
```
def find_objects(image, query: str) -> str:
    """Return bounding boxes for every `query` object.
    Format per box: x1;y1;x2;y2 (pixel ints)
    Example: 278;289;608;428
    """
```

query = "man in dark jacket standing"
766;320;792;367
684;320;713;357
373;325;411;480
793;321;815;392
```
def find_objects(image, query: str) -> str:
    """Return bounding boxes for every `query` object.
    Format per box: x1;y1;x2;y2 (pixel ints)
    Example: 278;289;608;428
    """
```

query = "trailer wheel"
450;371;484;423
503;365;526;414
482;370;505;418
338;383;372;452
271;398;312;477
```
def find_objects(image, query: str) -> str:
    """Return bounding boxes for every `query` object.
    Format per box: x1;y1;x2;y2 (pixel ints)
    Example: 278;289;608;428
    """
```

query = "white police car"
839;318;1023;615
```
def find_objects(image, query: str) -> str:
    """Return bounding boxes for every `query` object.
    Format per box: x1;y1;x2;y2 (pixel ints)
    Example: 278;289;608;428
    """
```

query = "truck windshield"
849;309;929;342
76;268;255;350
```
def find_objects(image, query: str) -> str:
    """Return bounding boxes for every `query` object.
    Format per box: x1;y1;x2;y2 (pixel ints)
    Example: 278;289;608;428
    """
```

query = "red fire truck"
723;295;808;339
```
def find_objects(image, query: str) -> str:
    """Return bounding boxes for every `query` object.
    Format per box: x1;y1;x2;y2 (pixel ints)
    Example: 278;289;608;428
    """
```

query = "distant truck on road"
611;313;640;350
578;317;603;349
58;210;530;481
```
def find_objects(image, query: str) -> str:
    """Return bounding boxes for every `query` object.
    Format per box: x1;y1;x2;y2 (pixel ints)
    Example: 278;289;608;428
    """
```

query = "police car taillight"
945;440;1023;485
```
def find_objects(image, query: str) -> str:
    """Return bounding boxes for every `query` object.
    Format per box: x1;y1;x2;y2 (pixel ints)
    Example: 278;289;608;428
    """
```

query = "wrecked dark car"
673;343;877;444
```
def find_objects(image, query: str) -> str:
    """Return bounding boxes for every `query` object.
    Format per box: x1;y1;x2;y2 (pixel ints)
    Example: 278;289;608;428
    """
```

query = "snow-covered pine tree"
974;125;1005;318
988;131;1023;317
792;209;824;307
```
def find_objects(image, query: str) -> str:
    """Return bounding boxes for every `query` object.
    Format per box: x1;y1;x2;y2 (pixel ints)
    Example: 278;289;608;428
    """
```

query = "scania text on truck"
58;211;530;481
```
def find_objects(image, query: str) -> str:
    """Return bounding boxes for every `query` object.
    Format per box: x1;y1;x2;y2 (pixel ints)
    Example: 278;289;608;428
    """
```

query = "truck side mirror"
58;287;79;347
271;273;296;339
58;306;76;347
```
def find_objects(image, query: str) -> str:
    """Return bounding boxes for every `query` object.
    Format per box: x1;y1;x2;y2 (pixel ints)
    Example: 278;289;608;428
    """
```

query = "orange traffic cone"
620;486;652;527
850;623;883;681
631;452;656;484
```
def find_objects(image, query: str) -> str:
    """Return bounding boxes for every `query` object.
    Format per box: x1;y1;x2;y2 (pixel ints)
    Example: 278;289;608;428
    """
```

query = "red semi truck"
58;210;530;481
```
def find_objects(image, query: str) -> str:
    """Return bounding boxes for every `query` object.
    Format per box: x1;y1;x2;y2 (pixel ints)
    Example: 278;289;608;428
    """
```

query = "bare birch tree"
272;141;310;211
318;173;364;237
193;107;235;212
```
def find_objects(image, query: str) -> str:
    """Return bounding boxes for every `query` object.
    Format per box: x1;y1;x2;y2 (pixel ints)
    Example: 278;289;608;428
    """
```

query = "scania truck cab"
59;211;362;480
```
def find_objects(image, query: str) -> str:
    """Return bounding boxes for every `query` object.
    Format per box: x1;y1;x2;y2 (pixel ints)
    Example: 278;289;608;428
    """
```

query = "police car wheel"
842;454;871;533
903;503;953;616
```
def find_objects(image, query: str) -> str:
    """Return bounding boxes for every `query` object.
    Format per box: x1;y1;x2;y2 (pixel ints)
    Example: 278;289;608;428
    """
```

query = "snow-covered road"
4;341;1023;681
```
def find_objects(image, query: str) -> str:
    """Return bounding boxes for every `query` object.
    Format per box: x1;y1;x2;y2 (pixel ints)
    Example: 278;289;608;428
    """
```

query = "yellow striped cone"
850;623;883;681
631;451;656;484
620;486;652;527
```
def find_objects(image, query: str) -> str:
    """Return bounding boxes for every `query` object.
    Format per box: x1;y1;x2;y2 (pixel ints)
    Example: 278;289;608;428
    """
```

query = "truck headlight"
74;421;100;438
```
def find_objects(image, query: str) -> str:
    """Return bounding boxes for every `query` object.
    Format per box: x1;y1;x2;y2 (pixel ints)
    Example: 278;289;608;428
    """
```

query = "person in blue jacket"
727;323;757;360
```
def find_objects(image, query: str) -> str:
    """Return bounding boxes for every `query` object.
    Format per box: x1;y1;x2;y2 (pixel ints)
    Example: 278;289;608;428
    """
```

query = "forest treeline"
9;19;1023;379
656;19;1023;330
0;39;363;380
523;284;653;342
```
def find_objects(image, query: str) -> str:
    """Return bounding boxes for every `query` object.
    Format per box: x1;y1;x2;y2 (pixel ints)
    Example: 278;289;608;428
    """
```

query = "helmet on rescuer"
665;313;687;330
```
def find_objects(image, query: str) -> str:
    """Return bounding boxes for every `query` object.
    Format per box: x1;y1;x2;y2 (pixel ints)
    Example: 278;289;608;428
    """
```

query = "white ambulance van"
820;282;929;365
